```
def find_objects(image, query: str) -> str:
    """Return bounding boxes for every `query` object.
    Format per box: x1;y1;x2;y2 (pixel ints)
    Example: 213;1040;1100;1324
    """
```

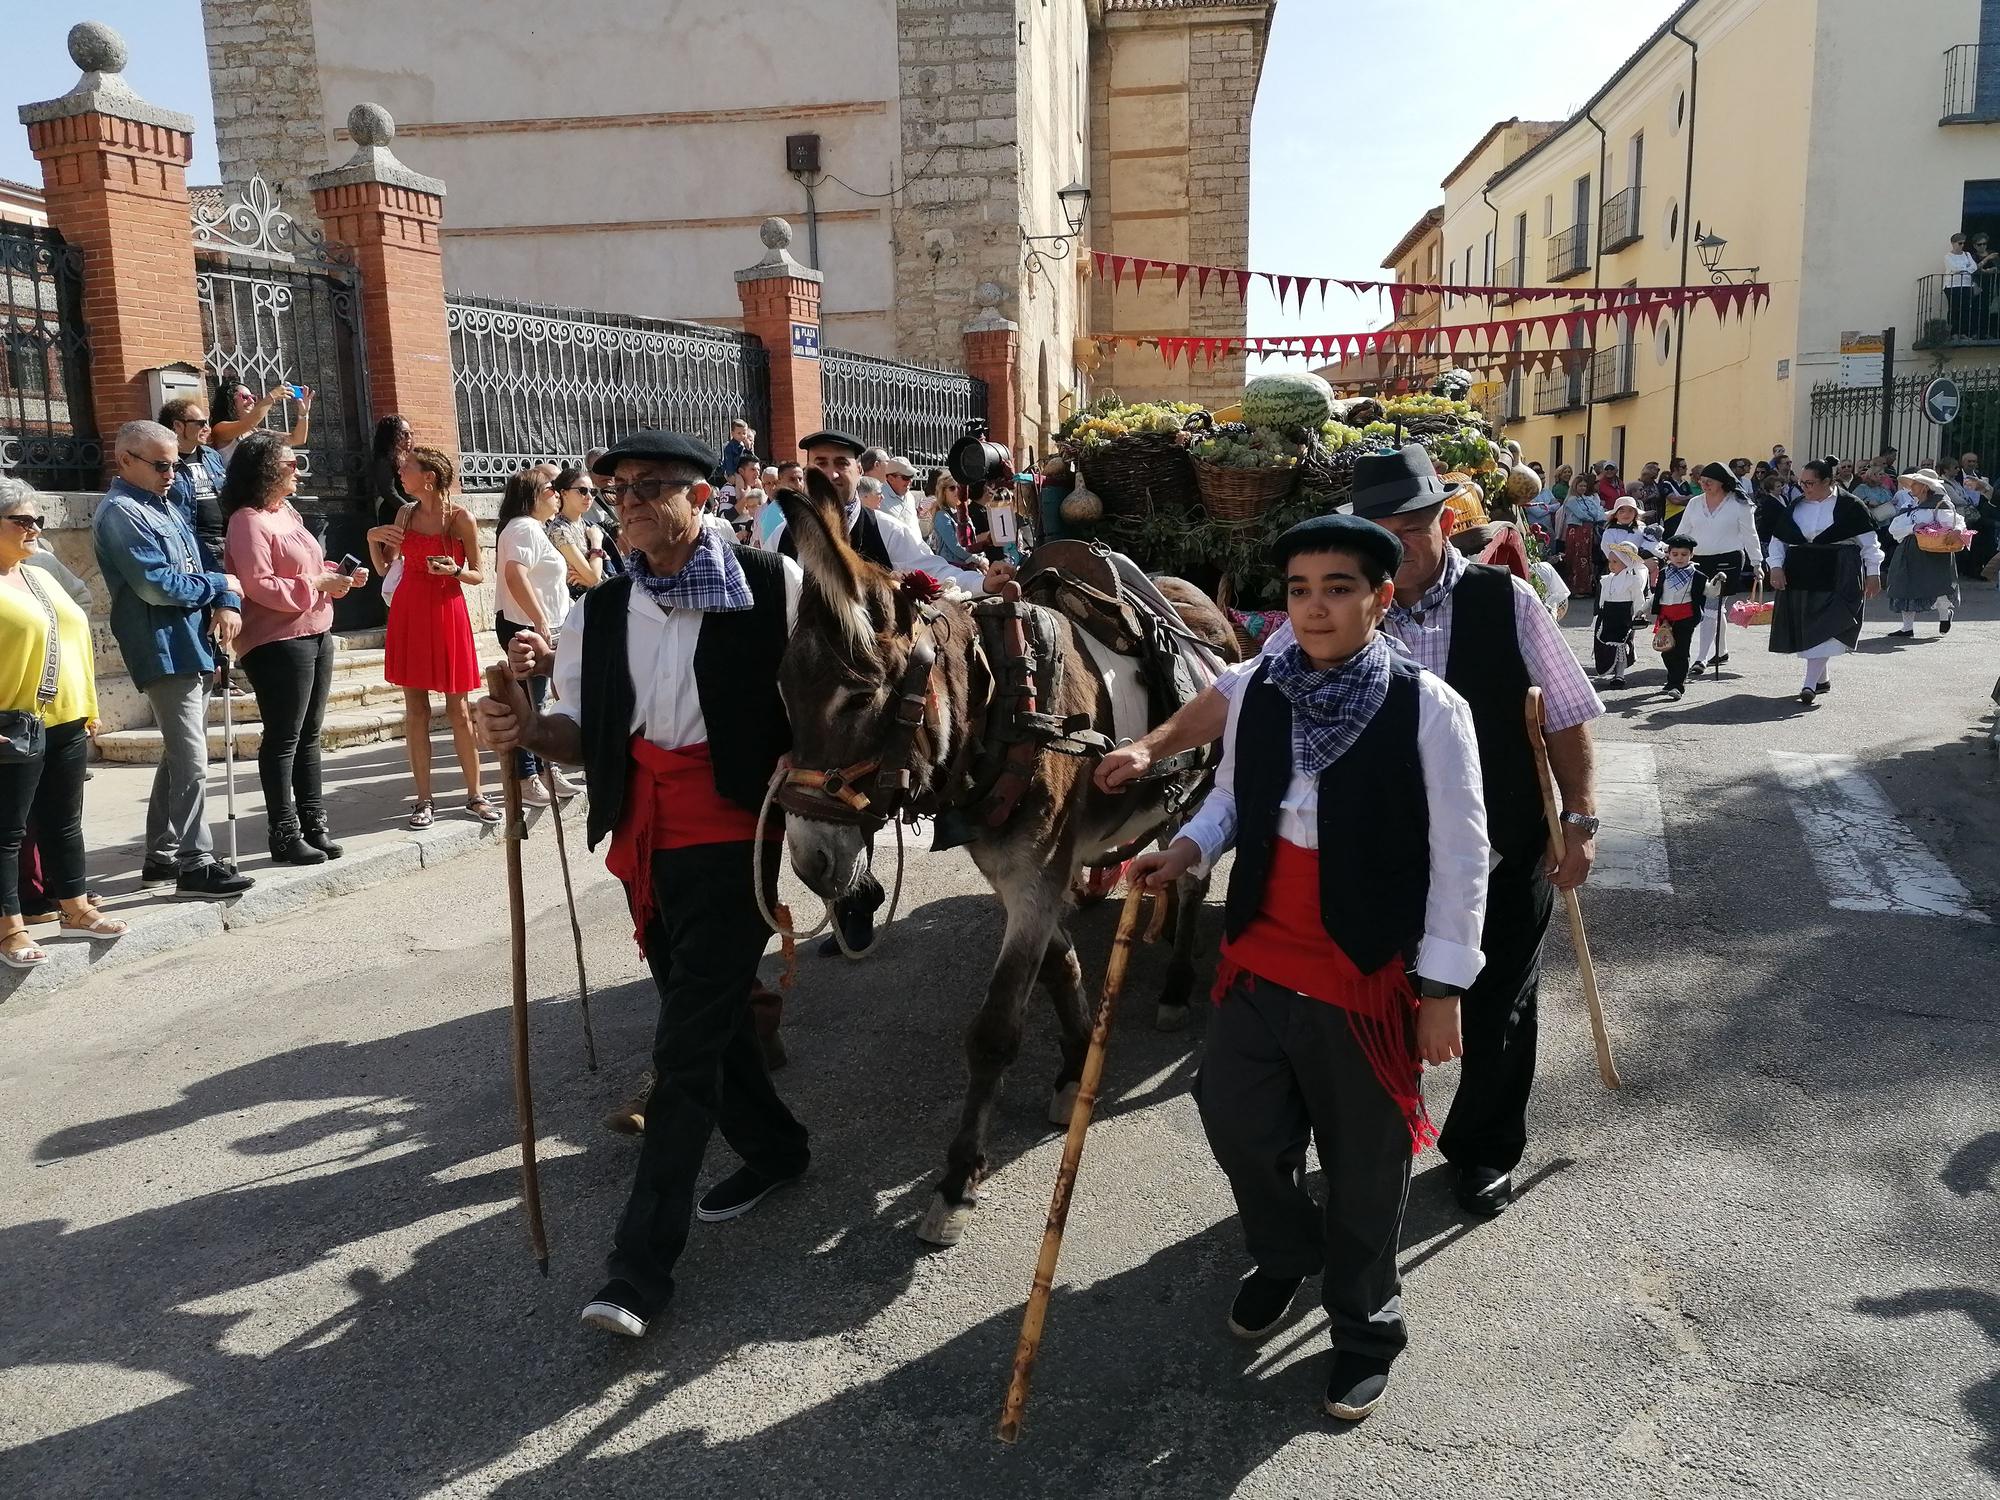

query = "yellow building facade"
1440;0;2000;474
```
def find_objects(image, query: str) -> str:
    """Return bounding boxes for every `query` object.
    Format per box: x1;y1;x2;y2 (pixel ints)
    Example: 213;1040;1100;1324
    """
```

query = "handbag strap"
17;567;60;712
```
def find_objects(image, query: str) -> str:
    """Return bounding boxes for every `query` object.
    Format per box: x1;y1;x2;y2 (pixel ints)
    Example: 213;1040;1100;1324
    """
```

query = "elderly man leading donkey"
478;432;1602;1426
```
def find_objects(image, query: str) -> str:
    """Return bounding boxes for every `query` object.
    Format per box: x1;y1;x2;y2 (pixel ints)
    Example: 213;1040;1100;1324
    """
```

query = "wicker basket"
1916;529;1974;553
1075;434;1195;521
1726;582;1774;628
1193;458;1298;525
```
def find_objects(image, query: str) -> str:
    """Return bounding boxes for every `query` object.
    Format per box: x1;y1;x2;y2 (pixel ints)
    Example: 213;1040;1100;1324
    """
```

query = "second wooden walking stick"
1524;687;1621;1090
489;663;551;1273
542;767;598;1073
998;882;1150;1444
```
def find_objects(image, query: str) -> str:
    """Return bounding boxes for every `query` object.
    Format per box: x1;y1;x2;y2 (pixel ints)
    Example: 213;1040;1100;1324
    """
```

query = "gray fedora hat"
1347;443;1464;520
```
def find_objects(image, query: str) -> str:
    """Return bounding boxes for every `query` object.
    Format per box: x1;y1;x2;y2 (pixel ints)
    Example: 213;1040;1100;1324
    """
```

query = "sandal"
60;910;128;941
0;931;50;968
21;911;58;926
409;798;436;830
465;796;502;825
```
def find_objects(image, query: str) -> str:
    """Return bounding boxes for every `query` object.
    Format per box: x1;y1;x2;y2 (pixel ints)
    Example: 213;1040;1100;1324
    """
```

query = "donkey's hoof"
1154;1001;1192;1033
1047;1081;1081;1127
916;1191;976;1247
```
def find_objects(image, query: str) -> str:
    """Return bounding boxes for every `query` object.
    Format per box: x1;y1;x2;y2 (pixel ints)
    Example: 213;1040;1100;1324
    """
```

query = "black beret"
1272;513;1404;578
592;430;717;477
798;429;867;456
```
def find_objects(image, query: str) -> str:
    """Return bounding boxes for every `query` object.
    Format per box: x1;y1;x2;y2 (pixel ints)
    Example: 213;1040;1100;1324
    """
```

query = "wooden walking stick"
489;663;551;1273
998;882;1150;1444
1524;687;1621;1090
541;767;598;1074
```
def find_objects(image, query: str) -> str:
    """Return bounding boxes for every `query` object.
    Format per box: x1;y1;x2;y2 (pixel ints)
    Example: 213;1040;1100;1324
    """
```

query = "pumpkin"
1241;371;1335;433
1059;485;1104;524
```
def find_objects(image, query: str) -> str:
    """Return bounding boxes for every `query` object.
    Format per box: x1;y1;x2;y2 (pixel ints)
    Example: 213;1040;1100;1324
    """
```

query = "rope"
751;766;910;961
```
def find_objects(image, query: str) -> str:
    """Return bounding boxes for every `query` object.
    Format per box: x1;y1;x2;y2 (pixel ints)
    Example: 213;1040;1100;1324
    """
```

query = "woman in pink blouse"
221;435;367;866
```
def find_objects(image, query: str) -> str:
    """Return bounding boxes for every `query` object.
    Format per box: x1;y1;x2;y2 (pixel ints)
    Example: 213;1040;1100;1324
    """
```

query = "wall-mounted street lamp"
1023;181;1093;277
1694;225;1759;285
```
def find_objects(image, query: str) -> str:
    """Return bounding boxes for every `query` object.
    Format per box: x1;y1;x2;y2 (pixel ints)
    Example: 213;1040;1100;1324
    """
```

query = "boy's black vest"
578;545;791;850
778;503;894;570
1441;563;1542;865
1222;654;1429;976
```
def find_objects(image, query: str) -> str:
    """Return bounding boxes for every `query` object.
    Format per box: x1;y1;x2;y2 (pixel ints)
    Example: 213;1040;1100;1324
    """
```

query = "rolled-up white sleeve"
546;594;589;723
876;507;988;593
1413;673;1488;991
1177;681;1245;876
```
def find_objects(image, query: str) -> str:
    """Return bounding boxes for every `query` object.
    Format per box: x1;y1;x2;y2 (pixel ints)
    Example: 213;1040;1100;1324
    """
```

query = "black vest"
1442;564;1543;864
578;547;792;850
1222;656;1429;977
779;504;894;569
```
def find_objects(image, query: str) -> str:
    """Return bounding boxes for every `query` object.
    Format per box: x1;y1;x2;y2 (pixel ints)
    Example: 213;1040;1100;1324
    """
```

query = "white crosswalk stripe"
1767;751;1990;922
1590;742;1673;893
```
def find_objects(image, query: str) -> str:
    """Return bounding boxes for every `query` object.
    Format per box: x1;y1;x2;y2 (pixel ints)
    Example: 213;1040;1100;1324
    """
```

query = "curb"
0;794;589;1003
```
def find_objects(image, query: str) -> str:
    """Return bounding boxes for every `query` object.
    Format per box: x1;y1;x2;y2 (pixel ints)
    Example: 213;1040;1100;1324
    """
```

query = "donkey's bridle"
775;621;943;830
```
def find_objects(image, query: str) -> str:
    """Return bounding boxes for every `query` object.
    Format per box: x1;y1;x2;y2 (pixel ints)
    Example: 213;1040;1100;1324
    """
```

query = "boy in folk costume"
1653;536;1708;701
1129;514;1489;1424
1594;541;1647;687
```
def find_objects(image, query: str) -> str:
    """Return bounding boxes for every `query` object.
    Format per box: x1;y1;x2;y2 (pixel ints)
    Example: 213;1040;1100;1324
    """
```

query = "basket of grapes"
1059;396;1203;521
1190;420;1301;525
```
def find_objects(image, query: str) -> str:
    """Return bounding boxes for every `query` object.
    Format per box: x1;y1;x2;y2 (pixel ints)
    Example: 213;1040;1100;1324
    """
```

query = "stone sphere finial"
760;217;793;252
973;280;1006;310
69;21;127;74
348;103;395;148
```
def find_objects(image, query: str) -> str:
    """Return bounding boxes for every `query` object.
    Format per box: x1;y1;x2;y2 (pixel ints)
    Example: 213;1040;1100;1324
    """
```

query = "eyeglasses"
124;454;176;476
3;514;45;531
277;458;299;472
565;484;597;496
601;477;693;505
175;417;211;429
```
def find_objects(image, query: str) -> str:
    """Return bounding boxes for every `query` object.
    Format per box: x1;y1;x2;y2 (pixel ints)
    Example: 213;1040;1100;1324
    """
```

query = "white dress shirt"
1767;497;1884;574
1178;660;1489;991
767;499;987;594
1600;523;1662;559
1675;492;1764;564
548;555;804;749
1597;566;1648;606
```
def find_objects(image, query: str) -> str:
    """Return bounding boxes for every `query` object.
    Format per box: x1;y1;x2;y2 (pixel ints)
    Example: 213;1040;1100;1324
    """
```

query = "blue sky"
2;0;1682;345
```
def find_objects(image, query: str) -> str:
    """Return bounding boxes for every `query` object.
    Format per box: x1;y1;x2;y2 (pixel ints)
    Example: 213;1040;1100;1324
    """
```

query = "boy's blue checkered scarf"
1265;633;1393;777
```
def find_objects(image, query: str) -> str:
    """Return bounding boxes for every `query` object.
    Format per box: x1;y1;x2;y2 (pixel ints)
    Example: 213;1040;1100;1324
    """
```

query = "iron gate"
193;177;368;498
1807;365;2000;468
820;348;987;469
0;222;97;489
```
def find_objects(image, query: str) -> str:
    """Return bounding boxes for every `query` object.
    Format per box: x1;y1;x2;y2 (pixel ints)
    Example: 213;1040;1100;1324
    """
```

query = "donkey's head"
777;467;963;901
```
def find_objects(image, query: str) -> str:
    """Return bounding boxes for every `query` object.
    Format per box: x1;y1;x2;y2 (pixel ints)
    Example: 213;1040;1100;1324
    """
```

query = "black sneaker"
1227;1270;1304;1341
176;862;255;897
1665;687;1684;701
1813;680;1832;695
1323;1351;1393;1422
140;859;179;888
1455;1165;1513;1218
696;1164;803;1223
1939;617;1953;635
579;1278;655;1338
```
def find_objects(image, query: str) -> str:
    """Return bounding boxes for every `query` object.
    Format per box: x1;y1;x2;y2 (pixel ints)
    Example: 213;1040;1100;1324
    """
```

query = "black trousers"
1438;850;1554;1176
1661;614;1698;690
1592;601;1635;676
494;615;549;780
1197;976;1413;1362
241;631;334;829
0;717;89;917
608;839;808;1310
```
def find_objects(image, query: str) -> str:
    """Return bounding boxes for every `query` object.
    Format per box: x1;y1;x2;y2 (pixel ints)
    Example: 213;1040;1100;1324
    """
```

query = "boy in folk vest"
1130;514;1490;1423
476;430;807;1342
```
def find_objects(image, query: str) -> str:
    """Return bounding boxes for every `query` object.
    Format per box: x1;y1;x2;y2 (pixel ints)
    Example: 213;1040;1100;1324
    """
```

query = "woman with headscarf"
1883;468;1962;637
1764;457;1883;705
1676;461;1764;675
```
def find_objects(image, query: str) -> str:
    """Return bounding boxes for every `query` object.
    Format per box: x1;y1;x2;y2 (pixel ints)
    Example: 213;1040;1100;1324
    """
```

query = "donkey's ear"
776;483;866;610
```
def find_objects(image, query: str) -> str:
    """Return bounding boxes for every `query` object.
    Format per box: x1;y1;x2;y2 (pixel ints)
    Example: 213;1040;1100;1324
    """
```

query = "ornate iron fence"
1808;366;2000;469
1600;187;1643;254
0;222;97;489
1547;222;1591;283
447;293;770;489
819;348;988;469
193;176;369;498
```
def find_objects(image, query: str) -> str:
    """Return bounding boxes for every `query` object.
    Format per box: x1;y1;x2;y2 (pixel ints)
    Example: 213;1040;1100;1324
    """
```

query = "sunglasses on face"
126;455;176;476
277;458;299;472
565;484;596;496
601;477;693;506
3;514;45;531
175;417;211;429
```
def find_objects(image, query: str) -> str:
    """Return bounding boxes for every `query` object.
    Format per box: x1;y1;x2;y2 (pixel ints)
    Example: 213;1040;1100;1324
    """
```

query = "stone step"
96;704;454;765
204;673;406;725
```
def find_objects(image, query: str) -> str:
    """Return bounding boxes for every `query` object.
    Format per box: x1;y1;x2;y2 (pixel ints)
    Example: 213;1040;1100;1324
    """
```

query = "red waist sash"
1658;601;1696;621
1215;838;1434;1150
604;736;775;951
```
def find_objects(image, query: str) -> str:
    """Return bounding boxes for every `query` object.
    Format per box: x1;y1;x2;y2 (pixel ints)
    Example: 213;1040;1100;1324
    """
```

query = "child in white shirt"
1595;541;1647;686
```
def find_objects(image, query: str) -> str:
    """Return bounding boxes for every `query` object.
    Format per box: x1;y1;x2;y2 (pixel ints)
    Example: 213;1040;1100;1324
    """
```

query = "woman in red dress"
367;446;492;827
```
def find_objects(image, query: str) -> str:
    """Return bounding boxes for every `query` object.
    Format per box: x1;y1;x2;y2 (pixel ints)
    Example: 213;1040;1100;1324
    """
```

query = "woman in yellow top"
0;478;125;967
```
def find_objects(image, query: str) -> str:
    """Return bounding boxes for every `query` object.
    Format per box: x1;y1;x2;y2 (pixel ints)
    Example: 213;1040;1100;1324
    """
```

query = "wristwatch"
1415;977;1459;1000
1560;810;1600;836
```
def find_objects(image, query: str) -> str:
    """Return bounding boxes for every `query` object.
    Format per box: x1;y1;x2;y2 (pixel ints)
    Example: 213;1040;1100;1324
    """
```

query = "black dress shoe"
1455;1165;1513;1218
1227;1270;1305;1341
1797;690;1819;707
1813;680;1832;695
1323;1351;1393;1421
176;862;255;897
1939;617;1953;634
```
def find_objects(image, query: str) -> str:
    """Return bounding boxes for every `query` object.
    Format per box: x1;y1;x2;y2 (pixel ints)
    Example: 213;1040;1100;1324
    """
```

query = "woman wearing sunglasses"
222;434;367;865
0;477;124;967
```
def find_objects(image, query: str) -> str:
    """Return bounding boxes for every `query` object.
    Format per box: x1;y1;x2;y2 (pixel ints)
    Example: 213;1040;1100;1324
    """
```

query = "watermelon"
1241;371;1334;432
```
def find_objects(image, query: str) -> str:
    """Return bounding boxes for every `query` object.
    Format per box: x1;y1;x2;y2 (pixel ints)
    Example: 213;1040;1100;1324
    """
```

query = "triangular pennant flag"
1195;264;1212;298
1109;255;1128;288
1235;270;1253;301
1132;259;1149;290
1174;262;1190;296
1275;274;1293;307
1091;250;1106;281
1317;278;1330;308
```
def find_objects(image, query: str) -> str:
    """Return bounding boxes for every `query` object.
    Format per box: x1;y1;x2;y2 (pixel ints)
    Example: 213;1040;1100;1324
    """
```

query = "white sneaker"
517;776;552;808
549;769;583;800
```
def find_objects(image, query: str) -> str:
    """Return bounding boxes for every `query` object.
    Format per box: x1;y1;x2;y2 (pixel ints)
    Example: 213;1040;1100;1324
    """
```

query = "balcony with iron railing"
1493;259;1521;306
1600;188;1643;254
1534;365;1587;416
1589;344;1637;402
1548;222;1590;282
1941;44;2000;124
1912;269;2000;349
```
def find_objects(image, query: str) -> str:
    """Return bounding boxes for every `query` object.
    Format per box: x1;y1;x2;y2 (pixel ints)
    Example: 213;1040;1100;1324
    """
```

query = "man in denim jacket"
92;420;254;897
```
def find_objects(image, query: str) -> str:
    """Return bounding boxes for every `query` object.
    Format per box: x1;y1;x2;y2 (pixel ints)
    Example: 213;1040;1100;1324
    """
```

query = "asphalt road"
3;591;1998;1499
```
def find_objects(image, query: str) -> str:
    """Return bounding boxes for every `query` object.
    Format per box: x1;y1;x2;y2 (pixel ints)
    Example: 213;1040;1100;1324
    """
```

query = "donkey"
773;474;1237;1247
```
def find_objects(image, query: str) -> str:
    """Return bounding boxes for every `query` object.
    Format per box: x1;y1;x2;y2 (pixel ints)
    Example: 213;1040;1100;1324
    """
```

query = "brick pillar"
735;218;823;459
963;284;1023;459
307;105;456;464
19;22;205;439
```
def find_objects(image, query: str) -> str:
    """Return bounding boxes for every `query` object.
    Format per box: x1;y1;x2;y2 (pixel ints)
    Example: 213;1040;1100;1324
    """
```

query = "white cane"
220;655;238;867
